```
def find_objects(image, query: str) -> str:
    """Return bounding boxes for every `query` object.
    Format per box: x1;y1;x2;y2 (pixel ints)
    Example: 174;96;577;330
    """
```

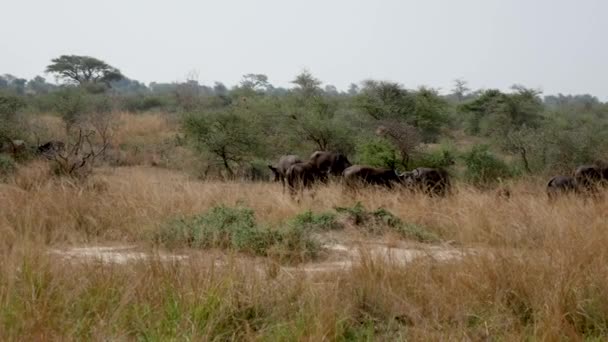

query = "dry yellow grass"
1;161;608;339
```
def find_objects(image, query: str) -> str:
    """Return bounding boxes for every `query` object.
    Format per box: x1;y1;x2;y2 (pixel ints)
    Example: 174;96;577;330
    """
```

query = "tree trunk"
520;147;531;173
221;153;234;179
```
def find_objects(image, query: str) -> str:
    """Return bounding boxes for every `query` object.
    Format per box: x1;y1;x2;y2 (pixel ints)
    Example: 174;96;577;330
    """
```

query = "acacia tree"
46;55;124;87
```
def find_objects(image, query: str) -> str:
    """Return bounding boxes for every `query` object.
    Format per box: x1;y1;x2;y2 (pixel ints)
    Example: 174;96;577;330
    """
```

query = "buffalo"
37;141;65;159
309;151;351;180
546;175;578;200
574;164;608;195
285;162;323;197
403;167;451;196
268;155;303;192
343;165;402;189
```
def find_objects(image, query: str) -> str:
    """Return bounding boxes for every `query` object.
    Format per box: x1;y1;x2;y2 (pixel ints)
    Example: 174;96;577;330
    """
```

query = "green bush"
0;155;16;180
155;205;321;262
290;210;341;232
462;144;512;185
334;203;439;242
355;138;398;169
410;147;456;169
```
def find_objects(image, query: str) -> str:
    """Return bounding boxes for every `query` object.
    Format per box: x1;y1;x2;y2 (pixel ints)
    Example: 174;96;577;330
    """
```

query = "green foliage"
0;155;16;180
156;206;321;262
460;87;543;138
183;108;265;177
410;146;456;170
0;94;26;141
46;55;124;87
355;138;399;169
51;88;89;128
334;203;439;242
462;145;512;185
413;87;450;141
355;80;415;120
356;82;449;142
290;210;341;232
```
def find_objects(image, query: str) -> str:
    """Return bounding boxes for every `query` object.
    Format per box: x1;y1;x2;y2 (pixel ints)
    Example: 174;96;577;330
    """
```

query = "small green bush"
0;155;16;180
290;210;341;232
409;145;456;169
355;138;398;169
156;205;321;262
334;203;439;242
462;144;512;186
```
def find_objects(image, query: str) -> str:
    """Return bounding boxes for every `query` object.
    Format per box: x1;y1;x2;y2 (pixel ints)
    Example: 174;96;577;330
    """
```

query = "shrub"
334;203;439;242
156;205;321;262
355;138;398;169
410;146;456;169
0;155;16;180
462;144;512;186
290;210;341;232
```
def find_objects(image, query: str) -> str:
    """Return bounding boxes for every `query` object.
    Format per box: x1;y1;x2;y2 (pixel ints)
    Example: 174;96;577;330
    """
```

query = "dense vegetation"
2;55;607;184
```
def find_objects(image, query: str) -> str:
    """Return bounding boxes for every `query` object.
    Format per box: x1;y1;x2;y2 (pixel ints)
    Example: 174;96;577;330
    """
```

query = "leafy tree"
0;94;26;143
356;81;448;142
356;80;414;120
413;87;449;141
451;78;470;102
240;74;271;92
291;70;322;98
460;87;543;137
183;109;264;177
51;88;89;132
27;76;55;95
46;55;124;87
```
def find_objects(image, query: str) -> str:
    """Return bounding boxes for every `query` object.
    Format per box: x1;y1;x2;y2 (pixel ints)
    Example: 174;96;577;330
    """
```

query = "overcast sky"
3;0;608;98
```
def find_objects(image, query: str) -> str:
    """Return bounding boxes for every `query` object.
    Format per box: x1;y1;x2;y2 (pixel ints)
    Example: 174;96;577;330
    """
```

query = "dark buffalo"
268;155;303;191
309;151;352;180
546;175;578;200
574;164;607;195
285;162;323;197
37;141;65;159
403;167;450;196
343;165;402;189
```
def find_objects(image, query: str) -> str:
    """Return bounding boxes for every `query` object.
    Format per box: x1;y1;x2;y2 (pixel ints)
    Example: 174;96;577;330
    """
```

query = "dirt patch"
49;245;188;264
49;240;473;274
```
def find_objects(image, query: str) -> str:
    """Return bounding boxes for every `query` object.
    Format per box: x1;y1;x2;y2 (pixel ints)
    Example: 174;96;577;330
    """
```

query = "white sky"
3;0;608;98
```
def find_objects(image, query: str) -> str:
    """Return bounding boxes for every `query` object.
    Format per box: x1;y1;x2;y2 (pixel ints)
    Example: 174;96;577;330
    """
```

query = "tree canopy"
46;55;124;86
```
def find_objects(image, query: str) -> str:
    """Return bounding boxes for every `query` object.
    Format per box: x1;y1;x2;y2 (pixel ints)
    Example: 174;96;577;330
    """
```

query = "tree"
183;109;264;178
460;87;543;137
452;78;470;102
356;80;414;120
51;88;89;133
46;55;124;86
0;94;26;144
356;81;448;142
291;70;322;98
375;119;421;167
27;76;55;95
240;74;271;92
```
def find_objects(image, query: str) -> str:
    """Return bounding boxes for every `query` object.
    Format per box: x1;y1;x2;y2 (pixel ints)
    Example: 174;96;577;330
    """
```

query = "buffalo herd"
547;163;608;199
268;151;451;197
269;151;608;200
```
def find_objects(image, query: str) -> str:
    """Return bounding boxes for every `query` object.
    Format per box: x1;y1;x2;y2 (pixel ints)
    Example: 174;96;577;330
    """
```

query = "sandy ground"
49;237;474;275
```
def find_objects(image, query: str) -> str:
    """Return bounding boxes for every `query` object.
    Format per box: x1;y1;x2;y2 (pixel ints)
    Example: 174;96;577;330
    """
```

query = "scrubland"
1;112;608;340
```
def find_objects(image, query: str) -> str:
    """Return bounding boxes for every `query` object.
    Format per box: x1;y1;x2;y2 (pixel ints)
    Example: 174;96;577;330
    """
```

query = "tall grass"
1;163;608;339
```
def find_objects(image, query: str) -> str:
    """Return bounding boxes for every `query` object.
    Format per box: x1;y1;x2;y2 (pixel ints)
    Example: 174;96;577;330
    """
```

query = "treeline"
1;55;608;184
